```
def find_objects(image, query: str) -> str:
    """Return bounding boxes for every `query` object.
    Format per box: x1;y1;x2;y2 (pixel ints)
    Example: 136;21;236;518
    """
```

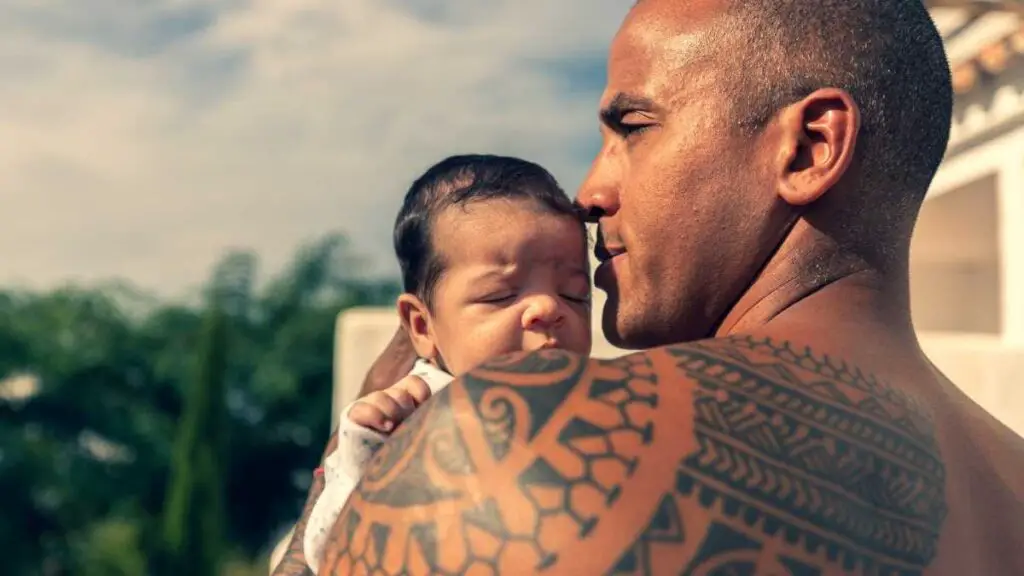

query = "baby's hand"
347;375;431;434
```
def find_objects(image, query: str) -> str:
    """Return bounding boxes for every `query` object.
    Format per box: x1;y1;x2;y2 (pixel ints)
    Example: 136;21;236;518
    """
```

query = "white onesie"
303;359;453;574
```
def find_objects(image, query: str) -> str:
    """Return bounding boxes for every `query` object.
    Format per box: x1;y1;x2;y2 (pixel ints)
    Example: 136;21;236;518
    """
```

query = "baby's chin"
453;339;591;374
523;340;592;358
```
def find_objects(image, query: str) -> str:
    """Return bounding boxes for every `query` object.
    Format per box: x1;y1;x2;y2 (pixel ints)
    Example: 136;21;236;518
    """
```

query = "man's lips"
594;243;626;263
593;247;626;291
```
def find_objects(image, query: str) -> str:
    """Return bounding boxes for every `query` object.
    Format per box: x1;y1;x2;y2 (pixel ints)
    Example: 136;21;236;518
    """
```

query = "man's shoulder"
455;336;937;443
445;337;947;571
325;337;949;575
452;335;942;465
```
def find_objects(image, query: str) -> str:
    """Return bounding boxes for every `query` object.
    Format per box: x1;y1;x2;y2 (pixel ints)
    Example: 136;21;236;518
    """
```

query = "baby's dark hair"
394;154;582;307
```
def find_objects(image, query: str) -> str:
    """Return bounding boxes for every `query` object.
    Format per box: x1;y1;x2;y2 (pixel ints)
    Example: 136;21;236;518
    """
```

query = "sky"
2;0;629;298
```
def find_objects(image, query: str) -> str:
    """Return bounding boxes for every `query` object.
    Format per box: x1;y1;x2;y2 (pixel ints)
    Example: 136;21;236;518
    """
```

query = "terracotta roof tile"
950;20;1024;94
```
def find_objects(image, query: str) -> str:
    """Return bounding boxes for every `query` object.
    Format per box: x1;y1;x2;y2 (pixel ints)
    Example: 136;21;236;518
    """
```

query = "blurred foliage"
161;304;228;576
0;233;400;575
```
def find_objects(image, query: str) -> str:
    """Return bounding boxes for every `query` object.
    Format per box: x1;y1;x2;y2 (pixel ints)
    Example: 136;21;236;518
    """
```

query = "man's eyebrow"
599;92;659;125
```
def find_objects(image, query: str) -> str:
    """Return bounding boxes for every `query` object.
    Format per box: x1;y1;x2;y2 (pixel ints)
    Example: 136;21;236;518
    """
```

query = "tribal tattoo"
320;337;947;575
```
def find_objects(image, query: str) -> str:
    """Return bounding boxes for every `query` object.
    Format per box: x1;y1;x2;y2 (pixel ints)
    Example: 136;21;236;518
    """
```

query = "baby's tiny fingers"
348;401;396;433
394;375;431;405
386;387;418;414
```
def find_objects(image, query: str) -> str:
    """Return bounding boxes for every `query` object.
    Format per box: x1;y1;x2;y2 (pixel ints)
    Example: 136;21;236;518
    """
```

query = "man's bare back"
318;334;1024;575
924;364;1024;573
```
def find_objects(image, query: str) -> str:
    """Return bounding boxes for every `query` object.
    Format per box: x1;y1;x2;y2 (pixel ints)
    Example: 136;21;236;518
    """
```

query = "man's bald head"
719;0;952;204
630;0;953;197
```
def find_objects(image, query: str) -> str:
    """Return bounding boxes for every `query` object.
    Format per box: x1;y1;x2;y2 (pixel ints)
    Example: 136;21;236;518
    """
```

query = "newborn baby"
304;154;593;573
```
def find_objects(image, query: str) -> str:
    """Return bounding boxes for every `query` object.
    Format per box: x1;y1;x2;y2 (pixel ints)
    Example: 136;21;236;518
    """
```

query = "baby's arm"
303;361;453;573
302;375;430;574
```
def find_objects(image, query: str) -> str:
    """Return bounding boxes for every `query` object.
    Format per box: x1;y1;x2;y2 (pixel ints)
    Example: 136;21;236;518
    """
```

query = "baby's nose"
522;295;564;330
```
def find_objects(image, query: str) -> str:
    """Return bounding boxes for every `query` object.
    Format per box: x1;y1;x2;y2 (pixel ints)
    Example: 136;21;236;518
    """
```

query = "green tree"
0;287;178;574
0;232;399;573
160;301;229;576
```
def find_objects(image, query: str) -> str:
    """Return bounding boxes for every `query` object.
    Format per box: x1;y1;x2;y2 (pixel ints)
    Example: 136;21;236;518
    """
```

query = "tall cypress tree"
160;303;228;576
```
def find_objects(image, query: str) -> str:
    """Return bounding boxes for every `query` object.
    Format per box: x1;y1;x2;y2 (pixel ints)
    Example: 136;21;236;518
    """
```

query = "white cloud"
0;0;628;297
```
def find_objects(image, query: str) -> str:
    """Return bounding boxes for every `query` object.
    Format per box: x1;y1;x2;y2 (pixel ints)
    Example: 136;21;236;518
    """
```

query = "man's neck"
715;222;915;342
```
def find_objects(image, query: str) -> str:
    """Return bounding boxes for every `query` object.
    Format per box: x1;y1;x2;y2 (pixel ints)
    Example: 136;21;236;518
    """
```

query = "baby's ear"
396;293;437;360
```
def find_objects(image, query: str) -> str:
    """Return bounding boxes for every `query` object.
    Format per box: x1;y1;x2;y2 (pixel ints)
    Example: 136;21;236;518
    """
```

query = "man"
310;0;1024;574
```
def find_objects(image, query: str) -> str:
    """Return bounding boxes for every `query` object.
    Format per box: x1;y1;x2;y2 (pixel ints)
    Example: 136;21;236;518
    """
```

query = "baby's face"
421;198;591;375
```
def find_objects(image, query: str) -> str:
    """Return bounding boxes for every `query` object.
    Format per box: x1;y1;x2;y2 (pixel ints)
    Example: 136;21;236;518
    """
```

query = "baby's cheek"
569;316;594;356
451;322;526;374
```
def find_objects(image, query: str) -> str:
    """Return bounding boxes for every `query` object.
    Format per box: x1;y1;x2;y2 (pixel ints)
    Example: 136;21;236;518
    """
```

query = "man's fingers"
392;375;432;405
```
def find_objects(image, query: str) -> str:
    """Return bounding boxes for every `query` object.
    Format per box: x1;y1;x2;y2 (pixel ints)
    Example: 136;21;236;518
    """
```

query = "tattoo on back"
320;337;947;575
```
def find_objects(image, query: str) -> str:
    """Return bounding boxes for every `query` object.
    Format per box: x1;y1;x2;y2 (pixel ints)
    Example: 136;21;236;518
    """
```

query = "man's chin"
602;321;670;350
600;299;658;350
604;331;647;350
600;297;712;350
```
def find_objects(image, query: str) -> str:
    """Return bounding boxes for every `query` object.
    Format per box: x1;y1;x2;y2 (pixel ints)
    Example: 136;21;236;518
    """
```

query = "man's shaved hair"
718;0;952;227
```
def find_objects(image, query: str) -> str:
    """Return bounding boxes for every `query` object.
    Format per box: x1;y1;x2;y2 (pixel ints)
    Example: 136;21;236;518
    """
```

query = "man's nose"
575;147;621;220
522;295;564;331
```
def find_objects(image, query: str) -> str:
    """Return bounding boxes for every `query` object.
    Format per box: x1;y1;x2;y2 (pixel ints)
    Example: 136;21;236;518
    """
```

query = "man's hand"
348;375;431;433
357;327;419;397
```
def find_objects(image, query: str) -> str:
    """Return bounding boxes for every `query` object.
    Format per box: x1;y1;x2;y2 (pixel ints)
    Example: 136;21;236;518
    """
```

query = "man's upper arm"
320;337;948;575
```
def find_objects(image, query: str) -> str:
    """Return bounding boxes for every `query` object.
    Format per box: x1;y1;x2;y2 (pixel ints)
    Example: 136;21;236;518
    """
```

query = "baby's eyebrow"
473;270;505;281
470;267;516;283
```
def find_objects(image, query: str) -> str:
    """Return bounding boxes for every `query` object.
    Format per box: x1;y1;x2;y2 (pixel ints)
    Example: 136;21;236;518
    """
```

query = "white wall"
927;124;1024;342
910;174;1002;334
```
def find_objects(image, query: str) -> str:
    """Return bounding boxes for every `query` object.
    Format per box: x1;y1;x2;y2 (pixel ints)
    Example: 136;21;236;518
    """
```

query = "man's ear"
772;87;860;206
397;293;437;360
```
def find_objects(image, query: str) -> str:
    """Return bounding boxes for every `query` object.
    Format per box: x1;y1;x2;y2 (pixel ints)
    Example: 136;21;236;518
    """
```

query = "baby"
303;154;593;573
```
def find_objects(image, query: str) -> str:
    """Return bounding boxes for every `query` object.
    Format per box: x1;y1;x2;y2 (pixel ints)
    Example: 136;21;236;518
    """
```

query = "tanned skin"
271;328;417;576
321;339;949;574
313;0;1024;572
316;341;1023;574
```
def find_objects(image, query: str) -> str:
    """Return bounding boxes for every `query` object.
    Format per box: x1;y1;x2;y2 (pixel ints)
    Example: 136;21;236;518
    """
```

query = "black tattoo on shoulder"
320;339;947;575
664;336;946;574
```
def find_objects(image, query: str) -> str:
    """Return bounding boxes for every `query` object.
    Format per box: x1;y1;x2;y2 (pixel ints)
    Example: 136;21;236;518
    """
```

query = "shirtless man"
310;0;1024;573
